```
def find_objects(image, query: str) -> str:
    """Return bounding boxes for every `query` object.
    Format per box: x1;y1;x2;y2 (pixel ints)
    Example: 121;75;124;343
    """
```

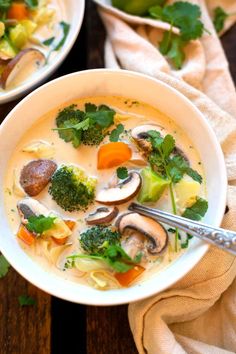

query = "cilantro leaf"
117;167;128;180
43;37;55;46
110;124;124;142
24;0;38;9
54;21;70;51
26;215;56;234
85;103;97;112
88;110;115;128
213;7;229;33
18;295;36;307
0;255;10;278
149;2;204;69
182;198;208;221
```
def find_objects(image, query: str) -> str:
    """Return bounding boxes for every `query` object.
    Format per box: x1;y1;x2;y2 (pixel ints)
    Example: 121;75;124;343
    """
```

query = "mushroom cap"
131;124;166;152
96;172;142;205
116;212;168;255
1;48;46;89
86;207;119;225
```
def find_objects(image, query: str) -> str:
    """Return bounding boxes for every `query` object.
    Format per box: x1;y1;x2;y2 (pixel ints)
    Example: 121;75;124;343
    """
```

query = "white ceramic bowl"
0;0;85;104
0;70;227;305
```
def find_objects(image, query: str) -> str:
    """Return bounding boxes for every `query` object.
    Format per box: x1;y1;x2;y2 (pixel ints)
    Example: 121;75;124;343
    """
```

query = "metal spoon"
128;203;236;256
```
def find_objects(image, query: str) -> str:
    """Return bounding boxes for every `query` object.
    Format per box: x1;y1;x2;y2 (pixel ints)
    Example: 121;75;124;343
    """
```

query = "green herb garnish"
43;37;55;46
0;254;10;278
213;7;229;33
109;124;124;142
149;1;205;69
18;295;36;306
147;130;203;251
54;103;115;148
54;21;70;51
182;197;208;221
117;167;128;180
26;215;56;234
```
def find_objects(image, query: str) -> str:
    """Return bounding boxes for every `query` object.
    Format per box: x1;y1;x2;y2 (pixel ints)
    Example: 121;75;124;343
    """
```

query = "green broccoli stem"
169;182;179;252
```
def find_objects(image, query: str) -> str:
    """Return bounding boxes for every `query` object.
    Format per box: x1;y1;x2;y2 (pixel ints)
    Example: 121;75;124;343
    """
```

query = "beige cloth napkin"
93;1;236;353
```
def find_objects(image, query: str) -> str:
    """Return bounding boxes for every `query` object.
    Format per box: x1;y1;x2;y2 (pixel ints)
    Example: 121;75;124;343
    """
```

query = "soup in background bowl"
0;69;227;305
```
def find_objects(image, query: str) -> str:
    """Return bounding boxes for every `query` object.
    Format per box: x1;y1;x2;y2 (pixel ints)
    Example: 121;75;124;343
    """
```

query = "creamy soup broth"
4;96;206;287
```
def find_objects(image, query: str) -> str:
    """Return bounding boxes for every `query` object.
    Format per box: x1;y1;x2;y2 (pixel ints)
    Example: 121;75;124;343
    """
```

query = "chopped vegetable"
7;3;29;20
64;220;76;230
97;142;132;169
174;177;200;208
54;104;115;148
18;295;36;306
80;225;121;254
116;166;128;180
17;224;35;245
109;123;124;142
0;254;10;278
213;7;229;33
49;165;97;212
115;265;145;286
9;23;28;49
138;166;170;203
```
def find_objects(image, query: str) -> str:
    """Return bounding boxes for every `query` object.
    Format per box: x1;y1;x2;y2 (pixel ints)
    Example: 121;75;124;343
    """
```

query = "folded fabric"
93;1;236;353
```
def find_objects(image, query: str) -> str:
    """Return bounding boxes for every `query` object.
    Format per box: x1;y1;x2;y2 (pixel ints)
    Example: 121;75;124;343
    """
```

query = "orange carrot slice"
97;142;132;169
64;220;76;230
17;224;35;246
7;3;29;20
115;265;145;287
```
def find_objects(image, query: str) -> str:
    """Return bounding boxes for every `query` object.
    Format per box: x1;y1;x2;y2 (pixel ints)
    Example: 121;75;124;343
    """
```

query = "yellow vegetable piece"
20;20;37;36
9;24;28;49
33;7;55;25
175;177;201;209
0;38;17;59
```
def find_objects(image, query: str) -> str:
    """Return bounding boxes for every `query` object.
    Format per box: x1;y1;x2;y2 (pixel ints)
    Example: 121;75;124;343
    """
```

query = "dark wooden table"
0;2;235;353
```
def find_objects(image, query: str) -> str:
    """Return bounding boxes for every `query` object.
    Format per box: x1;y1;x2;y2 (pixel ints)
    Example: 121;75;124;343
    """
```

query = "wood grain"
0;268;51;354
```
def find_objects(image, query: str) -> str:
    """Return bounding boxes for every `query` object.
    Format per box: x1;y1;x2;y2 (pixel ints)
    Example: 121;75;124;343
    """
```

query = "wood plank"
86;306;138;354
0;267;51;354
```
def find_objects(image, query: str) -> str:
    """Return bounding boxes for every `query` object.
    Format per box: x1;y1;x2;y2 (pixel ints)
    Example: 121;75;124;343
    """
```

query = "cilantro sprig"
147;130;203;251
54;103;116;148
182;197;208;221
67;244;142;273
149;1;205;69
26;215;56;235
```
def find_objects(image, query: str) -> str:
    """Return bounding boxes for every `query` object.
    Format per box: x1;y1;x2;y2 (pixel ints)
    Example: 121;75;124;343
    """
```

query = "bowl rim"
0;0;85;104
0;69;228;305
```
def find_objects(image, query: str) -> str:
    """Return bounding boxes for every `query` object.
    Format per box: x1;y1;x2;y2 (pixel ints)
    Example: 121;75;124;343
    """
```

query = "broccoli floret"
54;103;115;147
80;226;121;254
81;124;105;146
49;165;97;212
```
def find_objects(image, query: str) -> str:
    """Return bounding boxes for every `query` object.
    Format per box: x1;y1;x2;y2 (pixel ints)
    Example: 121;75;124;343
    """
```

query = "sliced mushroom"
96;172;141;205
131;124;166;152
116;212;168;255
1;48;46;89
20;159;57;196
17;197;51;224
86;207;119;225
17;197;72;239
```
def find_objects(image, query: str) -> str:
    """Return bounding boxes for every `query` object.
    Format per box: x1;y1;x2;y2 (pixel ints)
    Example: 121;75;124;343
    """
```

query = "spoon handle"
128;203;236;256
